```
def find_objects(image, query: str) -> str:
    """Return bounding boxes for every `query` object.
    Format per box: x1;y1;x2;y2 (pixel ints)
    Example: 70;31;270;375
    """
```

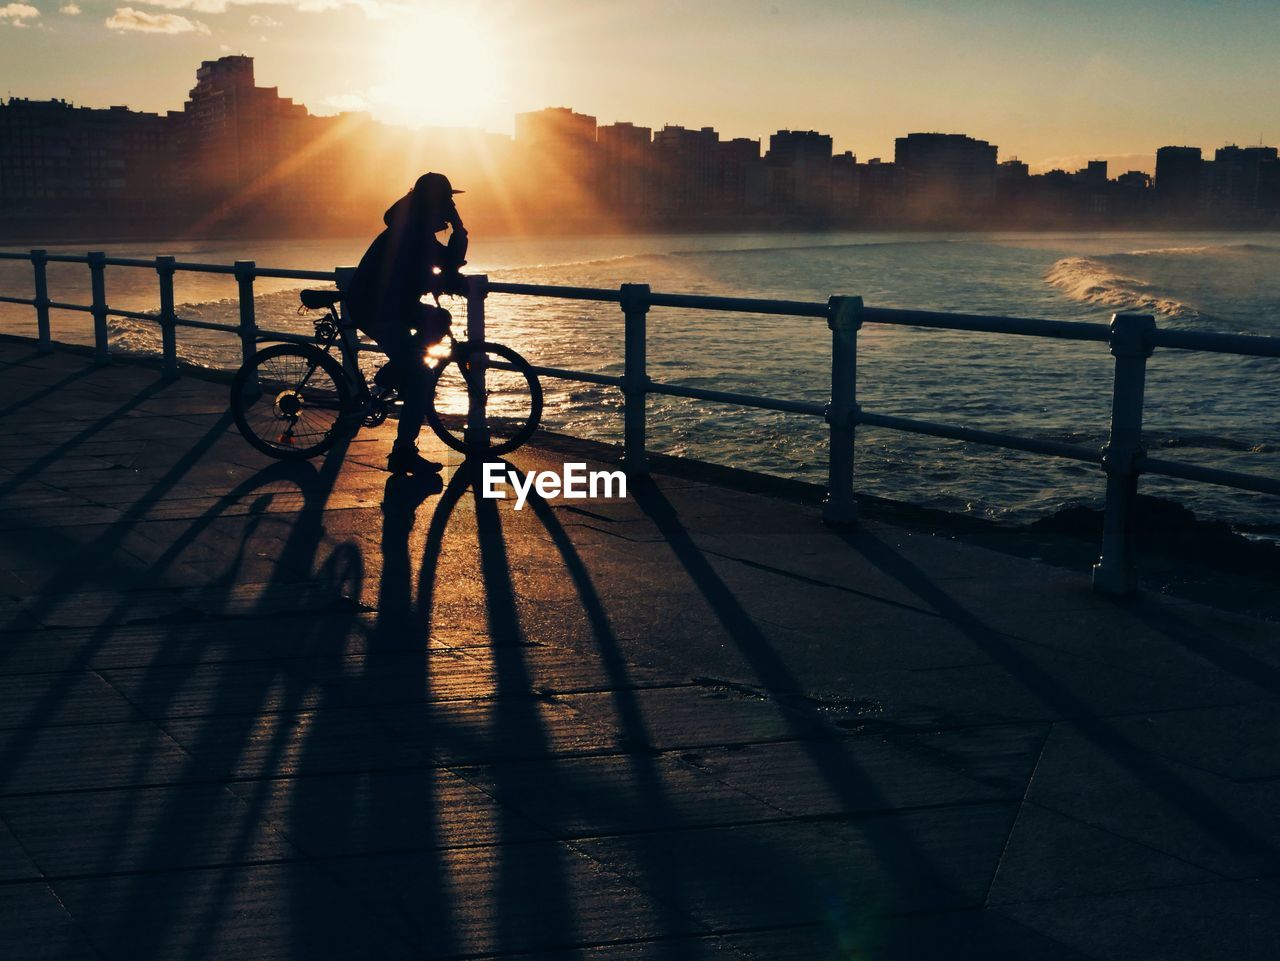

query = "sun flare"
370;6;509;130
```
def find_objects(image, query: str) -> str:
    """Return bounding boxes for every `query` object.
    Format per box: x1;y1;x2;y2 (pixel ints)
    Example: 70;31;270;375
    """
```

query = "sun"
370;5;510;130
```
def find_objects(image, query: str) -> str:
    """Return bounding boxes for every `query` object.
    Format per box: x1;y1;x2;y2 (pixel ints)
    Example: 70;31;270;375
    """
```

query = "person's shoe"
387;446;442;475
373;363;397;393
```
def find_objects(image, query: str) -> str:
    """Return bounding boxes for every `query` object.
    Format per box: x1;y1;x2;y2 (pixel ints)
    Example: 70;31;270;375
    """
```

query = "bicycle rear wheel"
231;343;354;460
425;340;543;456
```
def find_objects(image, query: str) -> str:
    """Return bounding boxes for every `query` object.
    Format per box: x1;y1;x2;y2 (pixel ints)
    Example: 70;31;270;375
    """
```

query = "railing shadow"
629;480;1104;952
834;525;1280;886
0;407;238;789
0;371;171;504
0;359;97;419
379;465;577;954
85;438;363;959
1122;596;1280;698
628;483;962;914
508;465;698;931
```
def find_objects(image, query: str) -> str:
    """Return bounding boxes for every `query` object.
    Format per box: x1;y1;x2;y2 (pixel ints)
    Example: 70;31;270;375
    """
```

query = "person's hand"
441;271;470;297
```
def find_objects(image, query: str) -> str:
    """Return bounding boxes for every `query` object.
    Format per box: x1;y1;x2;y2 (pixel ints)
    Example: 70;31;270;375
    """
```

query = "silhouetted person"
347;171;469;474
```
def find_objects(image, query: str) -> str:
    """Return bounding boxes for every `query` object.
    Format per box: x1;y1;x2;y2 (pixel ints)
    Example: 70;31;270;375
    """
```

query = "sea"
1;231;1278;532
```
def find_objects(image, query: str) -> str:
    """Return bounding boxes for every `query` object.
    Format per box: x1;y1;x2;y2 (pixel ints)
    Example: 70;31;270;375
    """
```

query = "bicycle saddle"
299;288;343;310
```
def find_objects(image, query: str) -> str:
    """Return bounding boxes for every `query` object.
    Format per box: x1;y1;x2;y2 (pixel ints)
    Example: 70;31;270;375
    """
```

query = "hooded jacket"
347;186;467;332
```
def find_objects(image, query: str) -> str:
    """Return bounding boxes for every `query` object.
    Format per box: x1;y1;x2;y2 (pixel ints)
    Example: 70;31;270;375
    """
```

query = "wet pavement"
1;339;1278;960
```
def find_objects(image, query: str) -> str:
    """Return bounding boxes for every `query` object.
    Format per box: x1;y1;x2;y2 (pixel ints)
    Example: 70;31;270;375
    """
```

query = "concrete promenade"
1;339;1279;960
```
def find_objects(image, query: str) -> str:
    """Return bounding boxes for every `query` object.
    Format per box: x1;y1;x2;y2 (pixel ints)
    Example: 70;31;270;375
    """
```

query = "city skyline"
2;0;1279;175
5;53;1278;244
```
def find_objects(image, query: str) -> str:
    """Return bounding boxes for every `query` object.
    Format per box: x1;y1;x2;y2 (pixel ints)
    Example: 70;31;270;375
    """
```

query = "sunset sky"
2;0;1277;173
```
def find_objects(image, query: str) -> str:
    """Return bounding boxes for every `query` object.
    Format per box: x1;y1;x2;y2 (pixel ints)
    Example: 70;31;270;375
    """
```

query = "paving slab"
2;341;1279;959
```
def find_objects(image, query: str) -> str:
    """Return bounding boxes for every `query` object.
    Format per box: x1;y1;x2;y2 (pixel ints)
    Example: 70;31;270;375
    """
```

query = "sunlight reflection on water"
1;230;1276;526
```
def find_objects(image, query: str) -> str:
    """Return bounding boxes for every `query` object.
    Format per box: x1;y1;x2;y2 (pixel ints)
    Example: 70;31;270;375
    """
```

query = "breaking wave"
1045;255;1202;319
106;286;322;369
107;316;222;369
1045;242;1280;323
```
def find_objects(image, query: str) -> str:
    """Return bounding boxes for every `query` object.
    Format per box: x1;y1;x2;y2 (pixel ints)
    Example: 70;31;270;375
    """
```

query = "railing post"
620;283;651;476
88;251;109;362
155;255;178;378
31;249;51;352
335;266;360;385
823;295;863;524
1093;312;1156;596
466;273;490;452
233;260;258;368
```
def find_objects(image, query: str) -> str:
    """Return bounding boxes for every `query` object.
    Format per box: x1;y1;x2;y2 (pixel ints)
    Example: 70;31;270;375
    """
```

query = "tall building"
1078;160;1108;185
1209;145;1278;218
1155;146;1203;216
176;56;316;203
998;159;1030;182
718;137;765;212
0;98;172;215
514;107;598;210
766;130;833;213
1259;159;1280;216
651;125;720;212
855;158;898;219
831;150;859;213
597;122;653;212
894;133;997;220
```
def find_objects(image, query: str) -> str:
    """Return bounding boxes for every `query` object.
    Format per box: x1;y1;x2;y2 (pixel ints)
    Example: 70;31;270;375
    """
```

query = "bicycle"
229;286;543;461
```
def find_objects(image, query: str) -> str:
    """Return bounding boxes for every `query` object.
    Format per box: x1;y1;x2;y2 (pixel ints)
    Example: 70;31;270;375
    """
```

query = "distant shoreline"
4;222;1279;249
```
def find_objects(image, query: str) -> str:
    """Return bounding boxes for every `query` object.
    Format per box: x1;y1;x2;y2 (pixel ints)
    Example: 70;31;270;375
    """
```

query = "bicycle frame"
233;289;539;460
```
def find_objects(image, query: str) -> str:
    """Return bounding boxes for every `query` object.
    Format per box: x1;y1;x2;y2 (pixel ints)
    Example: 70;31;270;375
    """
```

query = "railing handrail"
9;249;1280;356
2;247;1277;595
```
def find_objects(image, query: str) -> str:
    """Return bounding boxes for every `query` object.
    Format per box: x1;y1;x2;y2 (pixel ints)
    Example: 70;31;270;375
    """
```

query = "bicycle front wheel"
230;343;354;460
425;341;543;456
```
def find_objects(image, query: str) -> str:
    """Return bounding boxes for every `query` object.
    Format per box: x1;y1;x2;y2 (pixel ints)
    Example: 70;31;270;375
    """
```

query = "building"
855;158;898;220
1116;170;1152;190
997;159;1029;182
1077;160;1108;185
894;133;997;221
514;106;599;211
651;125;720;213
596;122;653;213
718;137;766;212
1259;159;1280;216
0;98;173;217
176;56;310;200
765;130;834;214
1155;146;1203;216
1209;145;1278;218
831;151;859;214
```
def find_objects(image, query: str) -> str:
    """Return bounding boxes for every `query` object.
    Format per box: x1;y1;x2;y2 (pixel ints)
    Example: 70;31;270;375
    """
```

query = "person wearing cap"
347;171;469;475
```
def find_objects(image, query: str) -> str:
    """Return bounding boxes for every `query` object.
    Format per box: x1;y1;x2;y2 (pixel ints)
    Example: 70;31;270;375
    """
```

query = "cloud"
0;3;40;26
105;7;210;33
248;13;281;27
322;92;371;113
60;3;82;14
1030;152;1156;176
143;0;399;16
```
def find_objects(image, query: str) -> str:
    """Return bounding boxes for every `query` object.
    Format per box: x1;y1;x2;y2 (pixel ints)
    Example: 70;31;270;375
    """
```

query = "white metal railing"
2;248;1279;596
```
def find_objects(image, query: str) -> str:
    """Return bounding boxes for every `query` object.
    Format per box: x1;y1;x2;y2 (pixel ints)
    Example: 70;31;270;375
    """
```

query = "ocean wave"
175;286;320;325
1118;242;1280;258
491;238;959;275
107;316;222;368
1044;255;1203;319
665;238;961;259
489;252;644;273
